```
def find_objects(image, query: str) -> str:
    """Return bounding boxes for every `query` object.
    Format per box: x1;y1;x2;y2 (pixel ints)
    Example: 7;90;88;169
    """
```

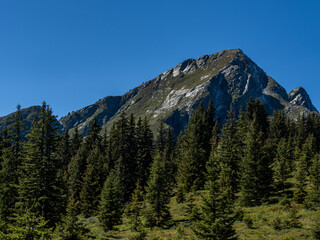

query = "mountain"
0;105;41;134
0;49;318;136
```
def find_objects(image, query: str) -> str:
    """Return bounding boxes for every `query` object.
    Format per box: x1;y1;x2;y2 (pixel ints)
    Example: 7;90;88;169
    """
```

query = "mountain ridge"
0;49;317;135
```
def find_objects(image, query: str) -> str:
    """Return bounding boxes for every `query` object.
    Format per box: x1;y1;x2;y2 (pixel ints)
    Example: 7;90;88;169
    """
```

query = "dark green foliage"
246;98;269;135
240;115;273;206
5;207;53;240
67;118;102;214
57;129;71;182
70;126;82;157
124;182;145;231
145;152;172;228
312;213;320;240
193;176;237;239
17;102;62;226
177;103;214;193
99;170;123;231
306;154;320;208
213;106;241;198
293;135;316;204
108;112;138;202
136;117;154;188
53;200;88;240
80;146;106;217
0;105;24;221
294;150;308;204
269;110;288;144
273;138;292;194
67;145;87;214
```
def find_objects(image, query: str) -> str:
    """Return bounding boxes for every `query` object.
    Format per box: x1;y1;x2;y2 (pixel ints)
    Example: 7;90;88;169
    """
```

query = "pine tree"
177;103;213;193
240;115;273;206
67;144;87;214
124;181;145;231
293;147;308;204
0;105;24;221
306;154;320;208
300;134;317;175
136;117;154;188
54;200;88;240
144;152;172;228
108;112;138;202
67;118;102;214
269;110;288;144
99;170;123;231
57;129;71;182
5;207;53;240
70;126;82;157
193;140;237;240
17;102;62;226
273;138;292;194
80;146;106;217
213;106;241;198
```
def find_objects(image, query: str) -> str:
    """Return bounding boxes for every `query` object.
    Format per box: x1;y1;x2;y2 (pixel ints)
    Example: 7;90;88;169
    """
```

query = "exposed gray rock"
288;87;318;113
0;49;317;136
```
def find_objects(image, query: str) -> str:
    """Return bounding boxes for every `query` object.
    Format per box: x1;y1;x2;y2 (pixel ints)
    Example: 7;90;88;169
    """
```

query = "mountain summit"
58;49;317;135
0;49;317;135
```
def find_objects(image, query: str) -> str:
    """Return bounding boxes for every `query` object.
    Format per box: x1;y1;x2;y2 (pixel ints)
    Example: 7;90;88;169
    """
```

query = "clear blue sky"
0;0;319;118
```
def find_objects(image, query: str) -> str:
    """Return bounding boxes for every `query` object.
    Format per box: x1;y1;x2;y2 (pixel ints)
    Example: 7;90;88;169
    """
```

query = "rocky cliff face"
288;87;317;112
58;49;318;136
0;49;317;136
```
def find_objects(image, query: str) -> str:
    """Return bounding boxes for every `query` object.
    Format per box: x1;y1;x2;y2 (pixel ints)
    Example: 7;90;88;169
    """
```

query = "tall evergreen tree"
0;105;24;221
240;114;273;206
269;110;288;144
193;138;237;240
70;126;82;157
99;170;123;231
213;105;241;198
80;146;106;217
136;117;154;188
17;102;62;226
145;152;172;228
177;103;213;193
108;112;138;202
273;138;292;194
307;154;320;208
67;118;102;214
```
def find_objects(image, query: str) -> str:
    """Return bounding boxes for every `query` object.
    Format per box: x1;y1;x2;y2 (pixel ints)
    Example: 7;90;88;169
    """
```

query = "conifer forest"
1;98;320;239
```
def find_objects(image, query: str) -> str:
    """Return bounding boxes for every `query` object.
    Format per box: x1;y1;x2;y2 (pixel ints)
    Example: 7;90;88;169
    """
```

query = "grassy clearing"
79;189;319;239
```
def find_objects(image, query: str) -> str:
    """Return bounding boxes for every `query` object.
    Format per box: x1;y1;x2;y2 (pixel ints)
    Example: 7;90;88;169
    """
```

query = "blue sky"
0;0;319;118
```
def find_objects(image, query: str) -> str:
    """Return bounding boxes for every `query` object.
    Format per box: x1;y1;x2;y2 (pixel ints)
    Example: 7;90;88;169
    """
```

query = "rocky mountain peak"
288;87;318;112
0;49;317;136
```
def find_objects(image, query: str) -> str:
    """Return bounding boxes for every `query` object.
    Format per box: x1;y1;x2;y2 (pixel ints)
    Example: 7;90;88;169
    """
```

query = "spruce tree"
57;129;71;182
136;117;154;188
144;152;172;228
269;110;288;144
273;138;292;194
193;140;237;240
240;114;273;206
6;207;53;240
70;126;82;157
306;154;320;208
17;102;62;226
99;170;123;231
80;146;106;217
177;103;213;193
67;118;102;214
213;106;241;198
0;105;24;221
124;181;145;231
108;112;138;202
